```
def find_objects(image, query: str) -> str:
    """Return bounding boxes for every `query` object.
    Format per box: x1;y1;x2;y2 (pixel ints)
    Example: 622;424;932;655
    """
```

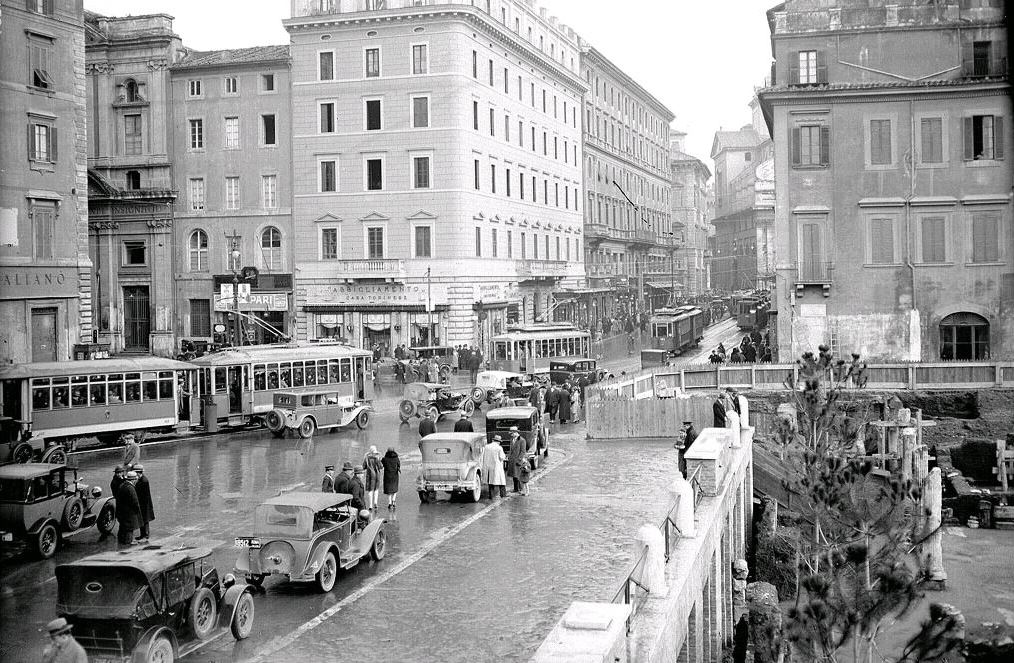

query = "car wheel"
36;522;58;559
42;446;67;465
265;410;285;434
246;573;265;587
97;503;116;535
297;418;316;439
231;591;255;640
11;442;34;464
398;400;417;420
460;399;475;417
426;405;439;421
417;490;429;503
316;551;337;592
62;496;84;530
139;633;174;663
469;474;481;503
369;529;386;561
355;410;370;429
470;386;486;404
188;587;218;640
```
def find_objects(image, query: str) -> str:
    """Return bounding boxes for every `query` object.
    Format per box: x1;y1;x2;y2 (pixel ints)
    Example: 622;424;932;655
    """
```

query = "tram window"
159;372;174;400
89;383;106;406
52;381;69;408
215;368;227;394
108;381;123;404
143;379;157;401
305;364;317;385
292;363;304;387
254;365;266;391
280;363;291;388
267;364;279;390
327;359;339;384
317;362;328;384
340;358;352;382
32;385;50;410
125;376;141;402
71;377;88;406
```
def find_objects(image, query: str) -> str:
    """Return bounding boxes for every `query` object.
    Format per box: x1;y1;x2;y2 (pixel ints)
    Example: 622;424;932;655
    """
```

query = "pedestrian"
713;391;727;428
427;358;440;383
570;386;582;423
507;427;527;493
481;435;507;499
134;464;154;543
545;384;560;423
729;347;743;363
363;445;383;510
115;471;141;546
110;465;125;499
41;617;87;663
381;447;401;510
121;432;140;469
334;461;354;494
516;449;532;496
349;467;367;511
743;343;757;363
450;347;458;374
557;384;572;424
321;464;337;492
528;383;544;412
727;388;742;415
177;375;191;422
418;409;437;438
454;410;474;432
676;421;699;476
394;344;405;361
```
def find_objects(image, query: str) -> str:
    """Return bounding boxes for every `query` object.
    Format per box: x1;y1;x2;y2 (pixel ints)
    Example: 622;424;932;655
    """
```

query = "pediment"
359;211;390;222
315;212;343;223
407;209;437;220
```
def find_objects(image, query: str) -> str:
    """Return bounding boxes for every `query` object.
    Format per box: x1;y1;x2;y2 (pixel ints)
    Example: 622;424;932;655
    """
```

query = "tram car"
189;342;374;427
0;358;199;461
735;294;770;331
648;306;706;358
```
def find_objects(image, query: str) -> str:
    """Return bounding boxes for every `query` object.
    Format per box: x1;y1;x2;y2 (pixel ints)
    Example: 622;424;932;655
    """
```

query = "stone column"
635;524;667;594
924;467;947;588
669;471;696;537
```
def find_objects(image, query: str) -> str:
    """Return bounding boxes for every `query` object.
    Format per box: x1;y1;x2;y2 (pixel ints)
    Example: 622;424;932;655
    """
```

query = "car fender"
358;519;385;553
27;516;60;537
305;541;340;576
218;584;254;629
90;495;115;517
132;625;178;661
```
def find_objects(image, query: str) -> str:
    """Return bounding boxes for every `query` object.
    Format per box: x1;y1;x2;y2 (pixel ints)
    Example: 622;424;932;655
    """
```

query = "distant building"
759;0;1011;361
85;12;181;356
670;131;712;297
709;99;775;294
580;43;674;318
169;46;294;348
284;0;586;351
1;0;92;363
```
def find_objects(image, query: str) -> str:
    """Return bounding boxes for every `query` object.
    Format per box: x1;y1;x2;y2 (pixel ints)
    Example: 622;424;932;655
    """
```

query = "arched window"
188;230;208;272
940;312;989;360
125;79;139;102
261;226;281;270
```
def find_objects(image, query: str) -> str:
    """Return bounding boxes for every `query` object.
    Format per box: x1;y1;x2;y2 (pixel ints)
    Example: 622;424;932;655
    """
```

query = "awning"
646;282;683;290
304;303;449;313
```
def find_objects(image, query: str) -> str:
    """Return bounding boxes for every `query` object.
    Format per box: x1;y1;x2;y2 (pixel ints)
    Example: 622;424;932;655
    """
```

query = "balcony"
333;259;406;282
515;259;569;279
585;223;612;239
795;259;833;297
961;57;1007;80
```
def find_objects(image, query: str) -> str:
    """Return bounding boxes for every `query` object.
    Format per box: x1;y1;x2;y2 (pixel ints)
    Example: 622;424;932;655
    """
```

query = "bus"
649;306;706;357
0;357;199;458
489;324;592;375
190;342;373;426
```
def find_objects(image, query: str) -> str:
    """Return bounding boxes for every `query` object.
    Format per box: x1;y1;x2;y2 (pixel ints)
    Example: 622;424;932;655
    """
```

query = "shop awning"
646;282;683;290
304;303;449;313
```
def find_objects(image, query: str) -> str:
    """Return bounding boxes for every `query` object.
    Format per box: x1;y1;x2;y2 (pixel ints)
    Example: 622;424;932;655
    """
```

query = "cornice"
580;46;674;120
759;81;1009;106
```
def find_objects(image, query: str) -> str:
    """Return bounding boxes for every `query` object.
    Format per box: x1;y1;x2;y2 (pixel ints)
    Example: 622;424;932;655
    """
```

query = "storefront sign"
0;267;76;299
304;283;431;306
472;282;520;304
214;292;289;312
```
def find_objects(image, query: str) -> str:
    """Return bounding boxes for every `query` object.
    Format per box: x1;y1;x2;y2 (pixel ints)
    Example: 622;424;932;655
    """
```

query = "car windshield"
254;503;314;538
55;566;152;620
0;478;29;502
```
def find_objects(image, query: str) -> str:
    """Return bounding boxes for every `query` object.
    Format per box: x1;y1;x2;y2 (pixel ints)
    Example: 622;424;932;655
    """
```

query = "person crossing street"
134;464;154;543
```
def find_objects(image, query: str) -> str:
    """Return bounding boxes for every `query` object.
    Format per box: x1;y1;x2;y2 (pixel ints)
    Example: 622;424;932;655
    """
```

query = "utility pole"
226;229;242;347
426;266;433;345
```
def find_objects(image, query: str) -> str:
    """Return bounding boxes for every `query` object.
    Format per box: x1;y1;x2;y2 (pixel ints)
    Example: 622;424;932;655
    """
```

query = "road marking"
241;447;572;663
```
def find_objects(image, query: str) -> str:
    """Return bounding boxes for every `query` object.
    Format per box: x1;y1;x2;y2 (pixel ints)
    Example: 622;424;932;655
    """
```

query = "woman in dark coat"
381;447;401;510
557;385;573;424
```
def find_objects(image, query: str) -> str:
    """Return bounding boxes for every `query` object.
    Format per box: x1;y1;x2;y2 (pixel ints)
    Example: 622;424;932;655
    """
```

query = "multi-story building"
170;46;294;347
670;131;712;297
709;99;776;294
284;0;586;352
1;0;92;363
759;0;1011;361
580;43;674;319
85;12;181;356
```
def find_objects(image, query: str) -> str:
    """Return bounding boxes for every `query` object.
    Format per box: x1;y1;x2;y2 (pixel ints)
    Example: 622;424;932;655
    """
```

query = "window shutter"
960;39;972;74
42;0;53;14
819;126;831;166
26;0;33;10
50;126;57;162
788;51;799;85
791;127;801;166
994;115;1004;159
963;116;974;160
816;50;827;83
27;123;34;159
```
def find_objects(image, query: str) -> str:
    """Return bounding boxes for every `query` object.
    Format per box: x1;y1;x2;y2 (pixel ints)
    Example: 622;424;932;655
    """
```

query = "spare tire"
62;496;84;530
470;386;486;404
438;364;452;380
399;400;417;421
264;409;285;432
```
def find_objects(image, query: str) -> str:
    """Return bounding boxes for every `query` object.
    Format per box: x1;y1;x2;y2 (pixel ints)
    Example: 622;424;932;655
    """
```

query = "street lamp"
228;231;242;347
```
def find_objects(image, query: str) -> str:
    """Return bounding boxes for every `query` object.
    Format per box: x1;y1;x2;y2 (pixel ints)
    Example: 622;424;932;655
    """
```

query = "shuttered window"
920;118;944;163
27;122;56;162
190;300;211;337
971;213;999;262
869;217;895;265
869;119;892;165
920;216;946;263
789;50;826;86
964;115;1004;160
28;34;53;89
32;204;55;259
791;125;829;167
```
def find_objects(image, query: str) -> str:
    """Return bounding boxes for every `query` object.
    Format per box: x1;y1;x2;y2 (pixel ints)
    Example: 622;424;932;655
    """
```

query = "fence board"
586;394;714;440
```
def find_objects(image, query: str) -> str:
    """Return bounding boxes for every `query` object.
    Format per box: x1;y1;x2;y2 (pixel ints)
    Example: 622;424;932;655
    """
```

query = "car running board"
340;553;363;570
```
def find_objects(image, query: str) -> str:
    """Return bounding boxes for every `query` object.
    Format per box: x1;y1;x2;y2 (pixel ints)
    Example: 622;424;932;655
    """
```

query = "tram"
735;294;770;331
489;323;592;374
189;342;374;427
648;306;706;357
0;357;199;460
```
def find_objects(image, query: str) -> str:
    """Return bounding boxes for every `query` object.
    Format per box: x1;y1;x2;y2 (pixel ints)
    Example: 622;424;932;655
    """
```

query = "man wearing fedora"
349;467;367;511
42;618;87;663
480;435;507;499
453;410;474;432
134;464;155;543
116;471;142;546
334;461;354;494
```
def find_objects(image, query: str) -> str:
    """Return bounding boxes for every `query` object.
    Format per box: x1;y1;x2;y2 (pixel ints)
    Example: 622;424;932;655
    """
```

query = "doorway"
31;308;58;362
123;286;150;352
227;365;243;414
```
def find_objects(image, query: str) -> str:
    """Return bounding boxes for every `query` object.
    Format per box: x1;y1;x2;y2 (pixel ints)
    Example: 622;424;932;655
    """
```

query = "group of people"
713;387;744;428
392;356;447;384
709;330;773;365
111;432;155;546
321;445;402;511
528;381;582;424
479;426;532;498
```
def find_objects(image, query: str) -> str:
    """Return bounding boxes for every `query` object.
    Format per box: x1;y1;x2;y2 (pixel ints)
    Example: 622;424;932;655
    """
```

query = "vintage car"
469;370;538;408
0;417;67;465
263;387;372;439
398;382;475;423
234;492;386;592
485;405;549;470
0;463;115;558
408;345;456;379
55;545;255;663
416;433;485;503
548;359;603;386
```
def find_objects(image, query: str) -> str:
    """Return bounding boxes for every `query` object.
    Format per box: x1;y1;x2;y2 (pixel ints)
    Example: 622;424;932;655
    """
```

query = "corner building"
760;0;1011;360
0;0;92;363
285;0;586;351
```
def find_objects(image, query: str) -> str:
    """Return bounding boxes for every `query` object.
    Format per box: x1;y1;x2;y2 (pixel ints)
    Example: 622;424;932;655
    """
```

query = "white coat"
480;441;507;486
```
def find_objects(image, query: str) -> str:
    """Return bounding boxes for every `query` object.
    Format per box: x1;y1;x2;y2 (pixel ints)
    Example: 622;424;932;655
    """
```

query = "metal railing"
797;260;833;283
961;57;1007;79
611;547;649;636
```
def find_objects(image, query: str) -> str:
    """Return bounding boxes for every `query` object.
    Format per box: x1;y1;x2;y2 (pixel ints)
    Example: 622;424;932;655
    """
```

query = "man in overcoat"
545;384;560;423
115;471;142;545
349;467;367;511
480;435;507;499
453;411;474;432
334;462;353;495
418;409;437;438
134;464;155;542
507;426;527;493
321;464;337;492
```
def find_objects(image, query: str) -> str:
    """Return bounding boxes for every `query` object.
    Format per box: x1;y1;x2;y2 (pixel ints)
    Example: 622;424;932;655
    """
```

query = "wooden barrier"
586;393;714;440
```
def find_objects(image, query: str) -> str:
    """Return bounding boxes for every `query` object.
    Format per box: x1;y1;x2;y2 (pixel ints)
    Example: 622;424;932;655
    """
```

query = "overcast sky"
85;0;773;167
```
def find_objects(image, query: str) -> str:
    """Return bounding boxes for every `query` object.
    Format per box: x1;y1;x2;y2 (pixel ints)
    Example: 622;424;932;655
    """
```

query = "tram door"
227;366;243;415
355;357;373;401
1;380;25;444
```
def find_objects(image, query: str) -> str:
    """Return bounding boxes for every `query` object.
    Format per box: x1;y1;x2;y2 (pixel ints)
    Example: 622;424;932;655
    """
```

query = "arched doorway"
939;312;989;360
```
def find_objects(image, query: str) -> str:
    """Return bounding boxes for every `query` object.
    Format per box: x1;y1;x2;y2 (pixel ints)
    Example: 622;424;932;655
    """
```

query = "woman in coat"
557;385;573;424
362;445;384;510
380;447;400;510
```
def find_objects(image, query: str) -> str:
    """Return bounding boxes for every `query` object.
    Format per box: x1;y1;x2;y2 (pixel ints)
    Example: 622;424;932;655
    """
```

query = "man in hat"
480;434;507;499
349;467;367;511
334;462;353;495
42;617;87;663
110;466;125;499
453;410;474;432
115;471;141;546
675;421;698;477
418;408;437;438
121;432;140;469
507;426;527;493
321;464;337;492
134;464;155;543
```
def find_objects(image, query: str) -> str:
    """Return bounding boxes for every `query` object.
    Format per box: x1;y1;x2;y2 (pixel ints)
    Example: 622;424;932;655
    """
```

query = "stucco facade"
284;0;586;352
670;133;712;297
759;0;1011;361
